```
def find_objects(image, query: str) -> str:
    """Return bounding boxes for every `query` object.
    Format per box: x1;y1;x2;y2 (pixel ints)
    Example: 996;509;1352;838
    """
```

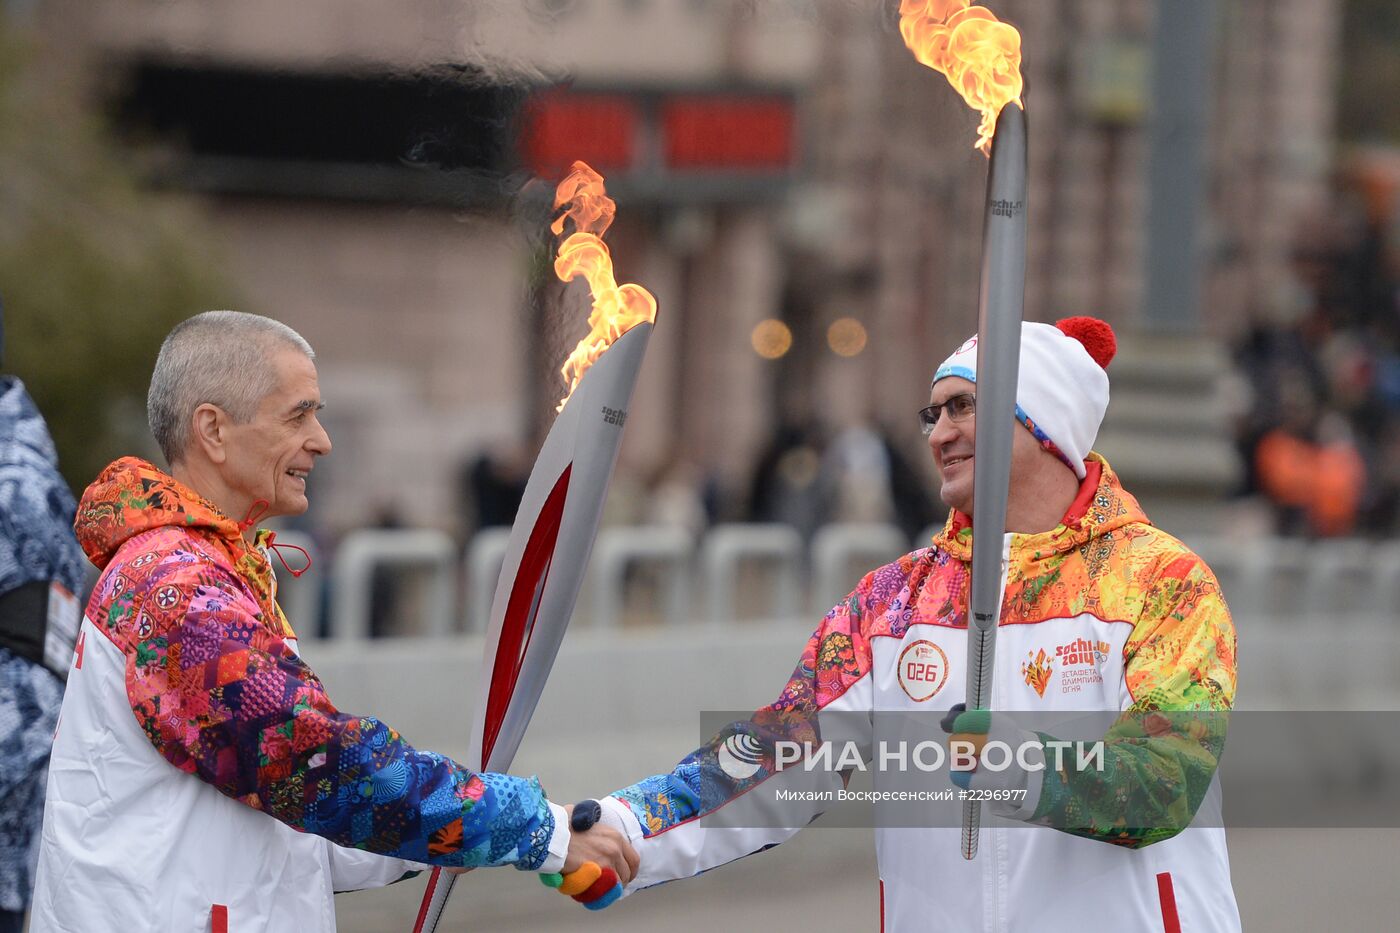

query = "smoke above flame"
898;0;1024;155
550;161;657;411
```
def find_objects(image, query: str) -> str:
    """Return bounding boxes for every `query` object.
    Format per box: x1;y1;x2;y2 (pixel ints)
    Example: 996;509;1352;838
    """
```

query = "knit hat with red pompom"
931;317;1116;479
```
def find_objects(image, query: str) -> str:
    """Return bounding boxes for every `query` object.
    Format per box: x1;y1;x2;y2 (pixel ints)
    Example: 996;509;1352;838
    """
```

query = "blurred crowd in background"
463;416;940;543
3;0;1399;629
1230;162;1400;538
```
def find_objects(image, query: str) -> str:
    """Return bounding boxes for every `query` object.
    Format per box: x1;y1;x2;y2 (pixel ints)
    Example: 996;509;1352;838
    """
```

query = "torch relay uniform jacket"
31;458;567;933
602;454;1241;933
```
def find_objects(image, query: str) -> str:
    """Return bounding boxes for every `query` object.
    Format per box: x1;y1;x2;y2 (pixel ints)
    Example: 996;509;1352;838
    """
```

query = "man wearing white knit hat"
924;315;1115;527
558;316;1241;932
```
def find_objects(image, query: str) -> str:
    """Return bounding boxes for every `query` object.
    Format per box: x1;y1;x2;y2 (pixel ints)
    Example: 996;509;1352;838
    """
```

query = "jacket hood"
931;453;1149;561
76;456;294;637
75;456;246;570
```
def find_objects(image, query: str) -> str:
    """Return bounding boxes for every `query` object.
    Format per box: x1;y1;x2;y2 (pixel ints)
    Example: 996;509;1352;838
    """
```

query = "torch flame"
898;0;1024;155
550;161;658;411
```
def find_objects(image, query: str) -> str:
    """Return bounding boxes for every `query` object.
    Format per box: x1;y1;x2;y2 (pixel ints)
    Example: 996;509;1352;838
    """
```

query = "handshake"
538;799;640;912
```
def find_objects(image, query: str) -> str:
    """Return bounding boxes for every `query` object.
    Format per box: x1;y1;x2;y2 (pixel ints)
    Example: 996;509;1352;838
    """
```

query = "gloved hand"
539;799;639;910
540;859;621;911
941;703;1045;818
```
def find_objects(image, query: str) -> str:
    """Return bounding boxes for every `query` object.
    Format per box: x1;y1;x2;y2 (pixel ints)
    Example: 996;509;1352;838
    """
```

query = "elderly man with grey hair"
30;311;636;933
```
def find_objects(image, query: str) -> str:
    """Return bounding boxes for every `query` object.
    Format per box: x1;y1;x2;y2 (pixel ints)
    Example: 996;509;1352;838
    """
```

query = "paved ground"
23;625;1394;931
335;828;1400;931
314;628;1400;931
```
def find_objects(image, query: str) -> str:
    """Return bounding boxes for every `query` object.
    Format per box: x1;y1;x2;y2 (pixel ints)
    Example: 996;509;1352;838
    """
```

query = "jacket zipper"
986;534;1013;933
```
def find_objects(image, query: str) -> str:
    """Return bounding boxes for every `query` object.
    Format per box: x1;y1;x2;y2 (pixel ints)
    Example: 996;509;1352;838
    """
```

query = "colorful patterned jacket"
599;454;1240;933
31;457;566;933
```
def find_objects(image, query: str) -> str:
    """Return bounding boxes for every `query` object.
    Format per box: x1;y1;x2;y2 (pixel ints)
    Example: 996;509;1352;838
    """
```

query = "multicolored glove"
941;703;1045;817
538;800;624;911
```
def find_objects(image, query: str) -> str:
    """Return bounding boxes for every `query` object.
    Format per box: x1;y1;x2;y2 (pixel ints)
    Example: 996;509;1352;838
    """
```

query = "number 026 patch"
897;639;949;702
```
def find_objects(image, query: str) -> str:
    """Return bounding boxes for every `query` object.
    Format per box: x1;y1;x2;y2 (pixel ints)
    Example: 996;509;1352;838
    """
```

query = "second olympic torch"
961;101;1028;861
893;0;1028;863
413;162;656;932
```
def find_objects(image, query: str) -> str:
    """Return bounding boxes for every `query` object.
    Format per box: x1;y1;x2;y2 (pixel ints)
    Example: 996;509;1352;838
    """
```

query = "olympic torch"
961;101;1027;861
413;162;656;932
897;0;1027;862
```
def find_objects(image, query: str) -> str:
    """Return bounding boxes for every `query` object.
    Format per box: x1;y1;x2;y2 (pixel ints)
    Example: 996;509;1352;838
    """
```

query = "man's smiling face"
219;348;331;518
927;376;978;514
926;375;1049;518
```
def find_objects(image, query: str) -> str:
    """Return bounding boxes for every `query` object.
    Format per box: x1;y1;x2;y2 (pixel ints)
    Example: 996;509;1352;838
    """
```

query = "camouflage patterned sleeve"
1027;553;1237;847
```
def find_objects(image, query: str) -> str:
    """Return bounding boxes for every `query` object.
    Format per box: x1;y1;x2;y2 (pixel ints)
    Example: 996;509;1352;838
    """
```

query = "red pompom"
1055;316;1117;369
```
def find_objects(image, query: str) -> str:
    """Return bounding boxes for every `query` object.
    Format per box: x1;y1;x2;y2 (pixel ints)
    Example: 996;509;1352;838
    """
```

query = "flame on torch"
898;0;1024;155
550;161;658;411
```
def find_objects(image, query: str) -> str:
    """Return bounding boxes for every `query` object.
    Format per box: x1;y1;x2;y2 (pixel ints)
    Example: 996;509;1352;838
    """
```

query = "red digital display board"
521;90;638;178
661;95;795;170
521;89;796;181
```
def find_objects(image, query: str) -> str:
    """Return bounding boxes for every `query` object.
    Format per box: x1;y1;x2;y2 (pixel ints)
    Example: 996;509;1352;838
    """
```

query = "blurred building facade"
30;0;1342;536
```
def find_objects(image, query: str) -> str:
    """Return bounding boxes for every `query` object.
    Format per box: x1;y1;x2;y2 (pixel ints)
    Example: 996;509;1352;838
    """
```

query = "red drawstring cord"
265;532;313;578
240;499;270;531
239;500;312;578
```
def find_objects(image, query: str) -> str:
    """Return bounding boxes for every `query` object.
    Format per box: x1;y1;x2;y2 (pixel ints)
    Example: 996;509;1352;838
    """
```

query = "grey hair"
147;310;315;465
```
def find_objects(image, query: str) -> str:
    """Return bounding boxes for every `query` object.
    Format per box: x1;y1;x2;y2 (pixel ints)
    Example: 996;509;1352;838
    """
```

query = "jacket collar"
930;453;1149;561
76;456;291;635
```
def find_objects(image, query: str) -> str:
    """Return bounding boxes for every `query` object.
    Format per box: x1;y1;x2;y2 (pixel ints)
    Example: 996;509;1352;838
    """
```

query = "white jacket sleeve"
604;580;879;895
326;842;428;892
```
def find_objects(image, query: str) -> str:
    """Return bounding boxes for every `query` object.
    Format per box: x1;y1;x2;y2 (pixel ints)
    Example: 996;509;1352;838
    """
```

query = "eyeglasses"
917;393;976;436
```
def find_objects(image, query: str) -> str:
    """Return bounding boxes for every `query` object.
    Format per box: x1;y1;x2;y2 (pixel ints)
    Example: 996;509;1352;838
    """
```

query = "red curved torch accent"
480;464;571;765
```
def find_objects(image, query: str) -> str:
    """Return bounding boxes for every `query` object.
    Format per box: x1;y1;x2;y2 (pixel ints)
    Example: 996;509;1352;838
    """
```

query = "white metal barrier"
329;529;457;640
700;523;803;623
309;613;1400;734
1253;538;1313;622
591;525;694;628
1381;543;1400;616
463;526;511;633
811;523;907;613
315;527;1399;641
1307;539;1378;617
1186;535;1400;624
1237;614;1400;710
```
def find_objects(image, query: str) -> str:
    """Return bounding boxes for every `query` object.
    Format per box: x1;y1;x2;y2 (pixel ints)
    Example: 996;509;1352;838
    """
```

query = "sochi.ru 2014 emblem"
897;639;949;702
1053;637;1110;694
1021;649;1054;698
